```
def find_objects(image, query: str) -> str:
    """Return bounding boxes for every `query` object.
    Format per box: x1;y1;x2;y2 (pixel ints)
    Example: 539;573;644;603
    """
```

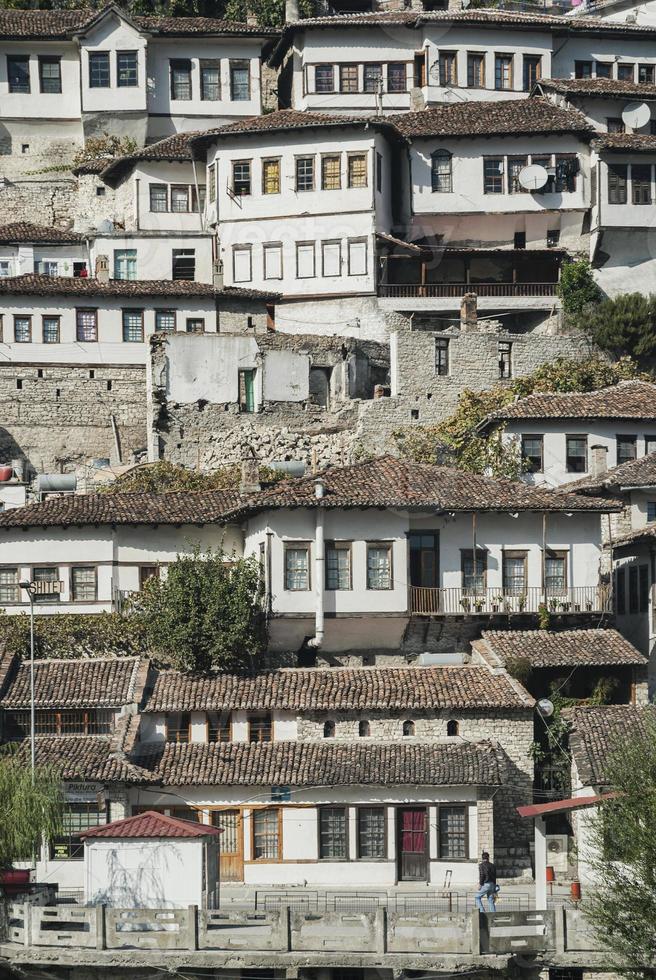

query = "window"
296;156;314;192
249;714;272;743
155;310;175;333
340;64;359;93
262;158;280;194
575;60;592;78
616;567;626;615
646;435;656;454
296;242;315;279
113;249;136;281
319;807;348;859
139;565;159;589
359;719;370;736
639;64;655;84
632;164;652;205
494;54;513;90
263;243;282;280
323;720;335;738
431;150;452;192
607;117;625;133
461;549;486;593
508;155;528;194
285;544;310;590
208;163;216;204
322;240;341;277
326;543;351;590
403;720;415;736
640;564;649;613
357;807;385;858
238;368;255;412
498;340;512;379
42;316;60;343
347;154;367;189
435;337;449;376
447;719;459;737
253;809;279;859
315;64;334;92
170;59;192;99
117;51;137;87
170;185;189;212
629;565;639;614
648;502;656;522
14;316;31;343
186;318;204;334
438;805;467;860
122;309;143;343
76;309;97;342
566;435;587;472
503;551;527;595
545;550;567;593
467;52;485;88
439;51;457;86
554;155;579;193
618;63;635;82
32;566;60;604
0;261;11;277
38;56;61;94
521;434;543;472
51;803;105;860
363;63;382;93
322;155;341;190
230;60;250;101
71;566;96;602
232;160;251;196
367;543;391;589
172;249;195;280
200;59;220;100
593;60;612;78
149;184;168;212
7;55;30;93
523;55;541;90
207;711;231;742
617;434;637;465
387;62;406;92
0;568;19;604
484;157;504;194
347;239;367;276
89;51;110;88
232;244;253;283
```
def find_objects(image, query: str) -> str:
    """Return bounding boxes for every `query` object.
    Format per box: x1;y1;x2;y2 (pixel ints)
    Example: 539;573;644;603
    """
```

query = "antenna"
621;101;651;130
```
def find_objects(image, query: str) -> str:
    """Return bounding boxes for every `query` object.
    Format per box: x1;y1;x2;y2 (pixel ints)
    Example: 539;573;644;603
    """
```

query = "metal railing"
378;282;559;299
409;585;611;616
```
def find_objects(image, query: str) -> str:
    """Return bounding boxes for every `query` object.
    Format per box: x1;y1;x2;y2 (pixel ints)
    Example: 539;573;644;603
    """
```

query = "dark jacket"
478;860;497;887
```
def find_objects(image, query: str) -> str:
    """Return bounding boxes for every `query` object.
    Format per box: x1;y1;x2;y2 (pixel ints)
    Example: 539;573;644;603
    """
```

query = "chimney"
285;0;299;20
240;451;261;495
213;259;224;290
590;444;608;479
95;254;110;283
460;292;478;331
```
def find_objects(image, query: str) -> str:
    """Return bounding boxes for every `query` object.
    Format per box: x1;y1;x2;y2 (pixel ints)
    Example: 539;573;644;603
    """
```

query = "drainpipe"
307;478;325;649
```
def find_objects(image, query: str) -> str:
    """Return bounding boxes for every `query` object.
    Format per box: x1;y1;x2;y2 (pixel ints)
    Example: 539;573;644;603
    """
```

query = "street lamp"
18;580;37;782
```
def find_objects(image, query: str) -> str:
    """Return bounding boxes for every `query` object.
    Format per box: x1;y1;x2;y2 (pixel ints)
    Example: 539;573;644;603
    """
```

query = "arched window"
402;720;415;737
359;720;371;737
431;150;453;193
447;719;459;737
323;720;335;738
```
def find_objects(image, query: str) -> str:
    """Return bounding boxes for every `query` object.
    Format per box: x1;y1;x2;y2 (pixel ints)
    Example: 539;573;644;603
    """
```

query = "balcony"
378;282;559;299
409;586;611;617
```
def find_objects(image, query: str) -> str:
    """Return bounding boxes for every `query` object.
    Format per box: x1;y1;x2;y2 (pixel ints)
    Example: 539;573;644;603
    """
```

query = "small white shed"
81;810;221;909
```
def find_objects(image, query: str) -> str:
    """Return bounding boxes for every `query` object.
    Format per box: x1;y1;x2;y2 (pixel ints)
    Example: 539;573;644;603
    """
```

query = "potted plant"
474;597;485;613
518;592;527;613
460;596;471;613
548;597;559;612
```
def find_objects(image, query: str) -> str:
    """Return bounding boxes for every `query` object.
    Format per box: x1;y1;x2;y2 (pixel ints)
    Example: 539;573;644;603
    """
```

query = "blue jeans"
475;881;497;912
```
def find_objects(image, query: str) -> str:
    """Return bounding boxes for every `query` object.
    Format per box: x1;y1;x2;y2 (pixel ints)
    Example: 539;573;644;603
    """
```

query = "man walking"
475;851;498;912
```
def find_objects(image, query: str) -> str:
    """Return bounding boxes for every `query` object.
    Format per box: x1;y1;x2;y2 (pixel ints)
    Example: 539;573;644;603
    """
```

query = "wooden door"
409;533;439;588
211;809;244;882
397;807;428;881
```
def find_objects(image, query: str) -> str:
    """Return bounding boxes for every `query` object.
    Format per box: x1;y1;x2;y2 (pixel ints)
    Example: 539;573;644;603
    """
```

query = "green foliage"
576;292;656;369
584;715;656;972
72;133;138;168
394;355;644;476
537;603;550;630
0;611;147;660
557;258;601;316
99;460;282;495
0;752;64;871
130;549;267;673
0;0;316;24
223;0;314;25
504;655;533;686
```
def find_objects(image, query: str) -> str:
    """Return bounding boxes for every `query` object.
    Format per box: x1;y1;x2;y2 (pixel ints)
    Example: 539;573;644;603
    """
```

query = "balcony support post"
542;512;547;608
472;512;478;594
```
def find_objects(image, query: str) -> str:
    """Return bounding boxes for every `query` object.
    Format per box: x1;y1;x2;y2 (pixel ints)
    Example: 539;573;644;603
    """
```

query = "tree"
0;753;63;872
577;292;656;370
131;550;267;673
583;714;656;973
558;258;601;317
72;132;138;168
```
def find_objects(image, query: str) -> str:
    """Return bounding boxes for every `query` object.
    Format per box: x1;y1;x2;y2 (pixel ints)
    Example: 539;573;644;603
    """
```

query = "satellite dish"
518;164;549;191
461;0;471;7
621;101;651;130
537;698;555;718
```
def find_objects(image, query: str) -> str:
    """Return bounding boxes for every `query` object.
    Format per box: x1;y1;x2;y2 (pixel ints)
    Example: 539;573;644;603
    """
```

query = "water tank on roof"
269;461;306;478
35;474;77;494
417;652;465;666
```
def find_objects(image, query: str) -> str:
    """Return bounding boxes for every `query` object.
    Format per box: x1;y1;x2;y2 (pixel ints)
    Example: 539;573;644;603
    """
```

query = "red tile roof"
390;98;591;139
0;8;275;38
482;381;656;424
0;223;83;245
566;450;656;494
563;705;656;786
100;131;201;187
539;76;656;98
80;810;221;839
478;628;646;668
12;735;156;783
1;656;147;709
592;133;656;153
0;274;277;301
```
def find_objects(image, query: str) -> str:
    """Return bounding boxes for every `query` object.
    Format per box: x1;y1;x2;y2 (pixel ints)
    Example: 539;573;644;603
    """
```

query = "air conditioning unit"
546;834;570;873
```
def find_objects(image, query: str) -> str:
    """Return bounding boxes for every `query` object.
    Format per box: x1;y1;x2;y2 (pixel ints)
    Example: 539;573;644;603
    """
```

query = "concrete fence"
5;903;602;956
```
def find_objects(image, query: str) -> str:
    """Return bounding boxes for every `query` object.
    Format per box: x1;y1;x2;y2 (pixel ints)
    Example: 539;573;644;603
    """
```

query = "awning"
517;792;618;818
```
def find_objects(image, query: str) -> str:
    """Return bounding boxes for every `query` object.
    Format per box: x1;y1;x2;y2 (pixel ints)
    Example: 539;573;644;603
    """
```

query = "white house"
0;224;88;280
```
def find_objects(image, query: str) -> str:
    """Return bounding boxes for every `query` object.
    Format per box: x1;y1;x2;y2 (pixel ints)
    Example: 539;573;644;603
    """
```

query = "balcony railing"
409;585;611;616
378;283;559;299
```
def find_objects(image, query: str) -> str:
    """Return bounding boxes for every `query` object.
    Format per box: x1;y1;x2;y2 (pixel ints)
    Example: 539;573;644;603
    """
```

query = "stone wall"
0;364;146;474
0;177;78;229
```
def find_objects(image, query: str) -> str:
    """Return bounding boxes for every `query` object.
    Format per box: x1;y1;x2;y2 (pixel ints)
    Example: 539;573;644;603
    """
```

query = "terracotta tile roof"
483;381;656;424
100;132;200;187
592;133;656;153
478;628;646;668
137;739;506;787
135;14;276;35
1;656;146;709
12;734;156;783
0;274;277;301
0;223;83;245
72;157;112;176
390;98;591;139
566;451;656;494
80;810;221;839
614;522;656;548
540;76;656;98
145;665;531;713
0;488;241;529
563;704;656;786
0;8;275;38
